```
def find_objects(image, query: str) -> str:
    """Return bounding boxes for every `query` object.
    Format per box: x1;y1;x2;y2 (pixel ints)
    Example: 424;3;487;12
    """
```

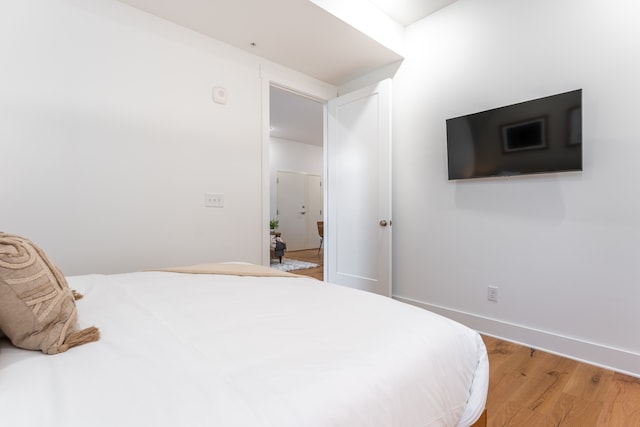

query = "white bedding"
0;271;488;426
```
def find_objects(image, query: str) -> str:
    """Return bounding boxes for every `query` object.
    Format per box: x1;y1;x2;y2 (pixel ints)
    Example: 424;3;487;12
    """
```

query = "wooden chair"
317;221;324;254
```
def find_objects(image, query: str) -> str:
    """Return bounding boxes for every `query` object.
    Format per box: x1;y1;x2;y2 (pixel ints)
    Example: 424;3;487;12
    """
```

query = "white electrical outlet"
204;193;224;207
488;286;498;302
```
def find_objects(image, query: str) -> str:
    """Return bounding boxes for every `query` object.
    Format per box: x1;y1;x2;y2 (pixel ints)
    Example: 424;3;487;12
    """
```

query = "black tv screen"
446;89;582;180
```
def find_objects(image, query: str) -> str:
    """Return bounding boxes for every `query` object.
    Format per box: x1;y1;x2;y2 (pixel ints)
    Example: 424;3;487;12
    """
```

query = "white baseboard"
393;296;640;378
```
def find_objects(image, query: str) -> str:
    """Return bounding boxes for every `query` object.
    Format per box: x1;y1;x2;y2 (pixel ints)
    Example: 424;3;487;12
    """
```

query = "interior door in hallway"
305;174;323;250
276;171;322;251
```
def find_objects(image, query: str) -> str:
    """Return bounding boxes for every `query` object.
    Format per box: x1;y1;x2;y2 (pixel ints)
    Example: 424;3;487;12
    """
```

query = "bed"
0;237;488;427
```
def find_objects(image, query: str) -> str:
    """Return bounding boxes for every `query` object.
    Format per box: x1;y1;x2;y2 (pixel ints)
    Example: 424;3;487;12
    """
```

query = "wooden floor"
288;249;640;426
283;249;324;280
482;335;640;426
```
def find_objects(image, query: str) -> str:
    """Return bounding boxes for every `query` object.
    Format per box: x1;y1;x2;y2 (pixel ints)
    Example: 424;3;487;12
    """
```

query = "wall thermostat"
212;87;227;104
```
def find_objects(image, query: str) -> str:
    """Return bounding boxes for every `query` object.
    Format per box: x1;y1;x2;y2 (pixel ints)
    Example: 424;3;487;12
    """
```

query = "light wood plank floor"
281;249;324;280
288;249;640;426
482;335;640;426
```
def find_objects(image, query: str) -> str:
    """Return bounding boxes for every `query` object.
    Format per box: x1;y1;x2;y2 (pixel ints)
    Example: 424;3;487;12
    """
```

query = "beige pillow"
0;232;99;354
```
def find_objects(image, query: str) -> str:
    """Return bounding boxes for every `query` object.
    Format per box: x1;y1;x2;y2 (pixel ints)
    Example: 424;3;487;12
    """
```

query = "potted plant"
270;218;279;233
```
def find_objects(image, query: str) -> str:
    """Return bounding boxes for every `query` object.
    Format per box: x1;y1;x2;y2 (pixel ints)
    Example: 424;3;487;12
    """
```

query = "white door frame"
260;66;336;267
260;67;392;296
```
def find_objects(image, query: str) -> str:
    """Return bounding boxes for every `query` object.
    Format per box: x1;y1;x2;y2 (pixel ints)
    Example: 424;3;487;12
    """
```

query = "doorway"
269;85;325;253
263;76;392;296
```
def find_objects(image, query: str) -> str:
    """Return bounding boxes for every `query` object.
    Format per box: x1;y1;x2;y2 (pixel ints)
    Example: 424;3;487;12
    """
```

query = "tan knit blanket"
152;262;304;278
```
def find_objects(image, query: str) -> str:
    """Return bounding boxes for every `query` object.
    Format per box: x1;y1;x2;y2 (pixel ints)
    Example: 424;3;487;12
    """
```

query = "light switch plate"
205;193;224;207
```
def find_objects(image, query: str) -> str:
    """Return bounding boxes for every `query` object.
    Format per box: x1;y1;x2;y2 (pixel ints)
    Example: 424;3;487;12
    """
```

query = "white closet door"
305;174;323;249
276;171;306;251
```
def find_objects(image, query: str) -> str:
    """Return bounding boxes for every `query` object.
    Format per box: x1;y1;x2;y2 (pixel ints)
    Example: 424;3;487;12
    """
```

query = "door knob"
379;220;388;227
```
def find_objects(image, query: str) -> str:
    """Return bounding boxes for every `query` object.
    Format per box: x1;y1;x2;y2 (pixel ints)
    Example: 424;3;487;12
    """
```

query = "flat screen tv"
446;89;582;180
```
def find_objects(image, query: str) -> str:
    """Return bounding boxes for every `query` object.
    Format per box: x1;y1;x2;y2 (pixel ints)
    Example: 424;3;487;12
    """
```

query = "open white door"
326;79;392;297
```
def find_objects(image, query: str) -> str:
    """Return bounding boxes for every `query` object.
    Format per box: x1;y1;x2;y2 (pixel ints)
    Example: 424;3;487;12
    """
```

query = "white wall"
0;0;333;275
269;137;324;219
392;0;640;375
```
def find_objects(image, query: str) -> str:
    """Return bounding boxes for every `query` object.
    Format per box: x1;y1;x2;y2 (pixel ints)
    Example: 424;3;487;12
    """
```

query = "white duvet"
0;271;487;427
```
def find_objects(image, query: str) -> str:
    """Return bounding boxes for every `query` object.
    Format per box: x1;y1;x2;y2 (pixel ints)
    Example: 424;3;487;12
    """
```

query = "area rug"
270;258;319;272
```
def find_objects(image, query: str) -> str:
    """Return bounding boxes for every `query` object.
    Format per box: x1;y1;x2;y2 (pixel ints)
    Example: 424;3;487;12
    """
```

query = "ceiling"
117;0;458;86
116;0;458;145
270;86;324;146
368;0;458;26
117;0;400;87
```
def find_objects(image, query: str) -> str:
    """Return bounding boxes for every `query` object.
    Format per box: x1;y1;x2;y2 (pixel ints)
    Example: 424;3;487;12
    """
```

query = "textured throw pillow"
0;232;99;354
